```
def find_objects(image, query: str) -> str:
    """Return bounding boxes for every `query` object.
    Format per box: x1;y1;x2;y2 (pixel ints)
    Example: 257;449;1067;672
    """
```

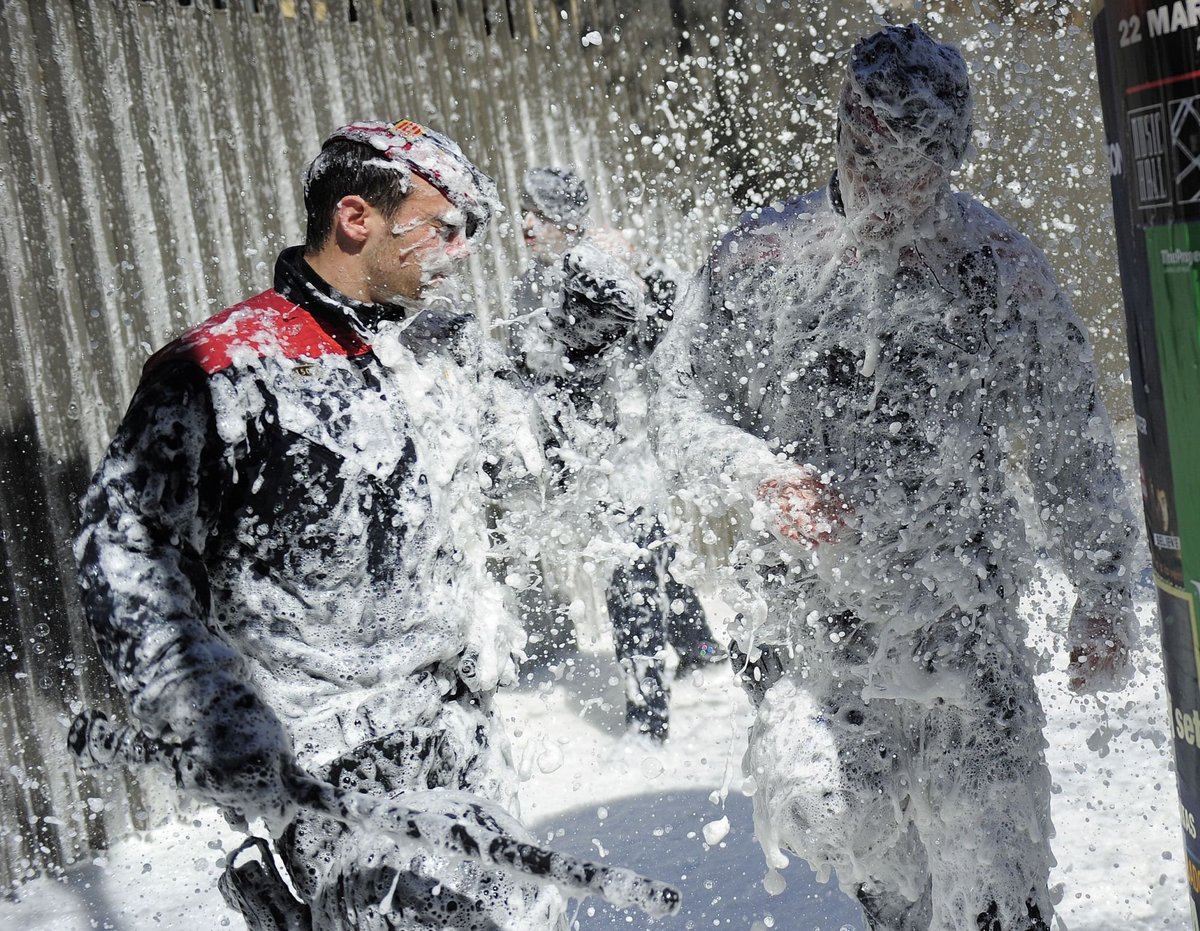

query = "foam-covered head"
307;119;499;244
842;25;971;170
521;167;591;230
835;25;971;226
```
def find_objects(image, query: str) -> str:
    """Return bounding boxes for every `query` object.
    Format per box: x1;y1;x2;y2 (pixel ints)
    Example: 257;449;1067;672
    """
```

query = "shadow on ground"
534;788;866;930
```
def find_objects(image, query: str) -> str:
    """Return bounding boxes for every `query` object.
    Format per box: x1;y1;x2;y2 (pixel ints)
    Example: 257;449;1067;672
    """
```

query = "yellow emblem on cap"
393;119;426;139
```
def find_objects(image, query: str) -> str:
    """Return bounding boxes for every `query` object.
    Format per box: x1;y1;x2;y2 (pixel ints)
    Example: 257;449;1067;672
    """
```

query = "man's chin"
376;289;428;315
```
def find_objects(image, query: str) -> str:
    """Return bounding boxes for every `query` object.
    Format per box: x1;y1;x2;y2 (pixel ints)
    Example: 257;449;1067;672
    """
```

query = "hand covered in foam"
547;240;644;354
164;673;299;832
730;640;791;706
1066;603;1135;695
757;466;855;546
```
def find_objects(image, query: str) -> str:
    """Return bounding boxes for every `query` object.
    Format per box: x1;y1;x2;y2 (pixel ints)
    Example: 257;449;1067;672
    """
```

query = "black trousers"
605;516;715;741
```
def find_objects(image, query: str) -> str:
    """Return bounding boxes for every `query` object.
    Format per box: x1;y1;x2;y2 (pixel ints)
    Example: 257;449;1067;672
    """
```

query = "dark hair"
303;139;413;251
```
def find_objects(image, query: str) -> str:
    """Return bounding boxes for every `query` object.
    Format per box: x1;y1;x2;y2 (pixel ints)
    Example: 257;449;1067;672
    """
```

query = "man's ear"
333;195;373;245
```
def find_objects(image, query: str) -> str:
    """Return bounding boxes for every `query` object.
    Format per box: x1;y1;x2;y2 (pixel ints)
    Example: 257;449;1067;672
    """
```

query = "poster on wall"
1095;1;1200;922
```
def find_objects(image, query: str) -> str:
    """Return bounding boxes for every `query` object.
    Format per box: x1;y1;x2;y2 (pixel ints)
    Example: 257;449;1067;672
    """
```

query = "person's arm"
1009;248;1139;692
652;248;849;542
75;363;296;826
651;244;842;672
652;258;781;498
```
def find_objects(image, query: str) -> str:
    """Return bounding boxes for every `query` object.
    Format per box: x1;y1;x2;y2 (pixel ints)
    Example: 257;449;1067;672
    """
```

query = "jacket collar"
273;245;410;336
273;246;477;364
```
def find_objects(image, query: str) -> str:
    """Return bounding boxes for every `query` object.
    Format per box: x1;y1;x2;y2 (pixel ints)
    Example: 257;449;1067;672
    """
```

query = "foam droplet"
702;816;730;845
536;741;564;774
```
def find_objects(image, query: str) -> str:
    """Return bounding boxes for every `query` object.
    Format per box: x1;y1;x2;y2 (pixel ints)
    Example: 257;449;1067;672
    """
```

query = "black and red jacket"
75;247;513;771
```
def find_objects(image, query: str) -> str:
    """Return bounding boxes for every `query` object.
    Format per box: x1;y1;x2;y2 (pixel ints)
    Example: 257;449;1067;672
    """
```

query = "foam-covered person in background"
496;167;723;744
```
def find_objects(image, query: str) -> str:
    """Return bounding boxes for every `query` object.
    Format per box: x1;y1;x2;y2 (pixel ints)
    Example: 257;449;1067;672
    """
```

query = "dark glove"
729;640;790;706
548;242;643;354
68;675;299;833
219;836;312;931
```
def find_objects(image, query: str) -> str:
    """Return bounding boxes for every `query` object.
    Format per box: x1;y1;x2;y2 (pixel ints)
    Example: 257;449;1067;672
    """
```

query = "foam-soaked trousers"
747;605;1054;931
606;516;715;741
269;689;565;931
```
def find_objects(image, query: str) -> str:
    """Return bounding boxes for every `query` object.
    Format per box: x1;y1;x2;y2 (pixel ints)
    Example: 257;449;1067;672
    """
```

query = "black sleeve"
74;361;243;740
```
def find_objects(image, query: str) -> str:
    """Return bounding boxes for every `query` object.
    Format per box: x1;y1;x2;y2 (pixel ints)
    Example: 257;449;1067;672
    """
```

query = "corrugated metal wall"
0;0;1122;891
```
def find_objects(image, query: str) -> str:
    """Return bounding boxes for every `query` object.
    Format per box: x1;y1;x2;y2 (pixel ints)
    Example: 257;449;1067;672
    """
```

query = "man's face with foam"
361;175;472;305
835;25;971;224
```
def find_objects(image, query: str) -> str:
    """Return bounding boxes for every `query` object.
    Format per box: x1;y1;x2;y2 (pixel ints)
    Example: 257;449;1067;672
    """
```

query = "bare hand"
757;468;854;546
1068;614;1131;694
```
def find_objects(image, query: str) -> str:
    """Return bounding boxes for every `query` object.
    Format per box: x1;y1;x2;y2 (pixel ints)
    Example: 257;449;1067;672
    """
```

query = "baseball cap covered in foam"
314;119;499;242
521;167;591;230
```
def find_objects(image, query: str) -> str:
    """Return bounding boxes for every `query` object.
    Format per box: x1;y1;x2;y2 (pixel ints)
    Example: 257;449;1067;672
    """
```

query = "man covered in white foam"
497;167;725;742
73;119;566;930
654;24;1136;931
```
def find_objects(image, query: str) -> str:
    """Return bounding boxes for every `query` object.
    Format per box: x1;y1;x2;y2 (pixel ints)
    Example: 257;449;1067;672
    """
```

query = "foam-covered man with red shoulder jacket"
73;120;566;931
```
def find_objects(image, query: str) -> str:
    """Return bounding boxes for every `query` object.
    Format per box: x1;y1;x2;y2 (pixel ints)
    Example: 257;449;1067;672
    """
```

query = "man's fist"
757;466;854;546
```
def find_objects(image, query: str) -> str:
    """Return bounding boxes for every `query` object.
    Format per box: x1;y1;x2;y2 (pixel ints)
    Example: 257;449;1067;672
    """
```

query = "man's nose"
445;233;472;259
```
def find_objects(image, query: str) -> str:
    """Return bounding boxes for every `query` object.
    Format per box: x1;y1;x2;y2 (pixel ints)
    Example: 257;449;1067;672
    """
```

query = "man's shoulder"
144;289;365;379
951;192;1048;270
948;193;1079;337
711;188;831;269
512;263;546;290
741;188;830;231
400;308;481;365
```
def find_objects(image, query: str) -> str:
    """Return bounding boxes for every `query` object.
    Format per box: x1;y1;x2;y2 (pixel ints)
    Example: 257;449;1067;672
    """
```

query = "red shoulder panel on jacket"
143;289;370;377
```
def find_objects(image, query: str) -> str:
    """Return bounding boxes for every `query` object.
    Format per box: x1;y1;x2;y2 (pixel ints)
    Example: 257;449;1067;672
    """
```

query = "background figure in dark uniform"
73;120;566;931
500;167;721;742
